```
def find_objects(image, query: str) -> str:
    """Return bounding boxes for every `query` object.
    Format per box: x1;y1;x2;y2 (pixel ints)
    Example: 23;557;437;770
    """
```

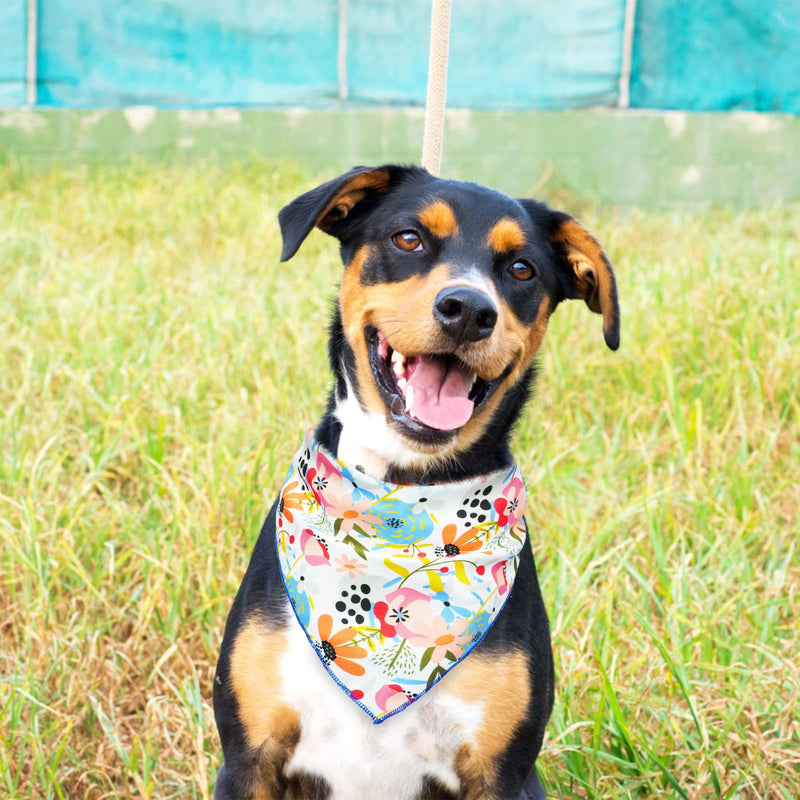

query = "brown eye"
509;260;535;281
392;230;423;252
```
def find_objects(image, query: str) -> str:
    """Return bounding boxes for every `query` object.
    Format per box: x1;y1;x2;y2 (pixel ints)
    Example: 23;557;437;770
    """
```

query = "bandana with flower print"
276;431;527;723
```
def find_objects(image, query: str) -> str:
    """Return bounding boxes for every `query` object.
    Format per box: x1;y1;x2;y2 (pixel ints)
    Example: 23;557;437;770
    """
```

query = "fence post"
618;0;637;108
26;0;38;105
338;0;348;102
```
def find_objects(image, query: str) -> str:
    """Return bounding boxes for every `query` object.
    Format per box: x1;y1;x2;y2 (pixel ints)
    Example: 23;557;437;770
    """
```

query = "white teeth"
391;349;406;377
471;373;478;387
405;385;415;413
397;377;407;390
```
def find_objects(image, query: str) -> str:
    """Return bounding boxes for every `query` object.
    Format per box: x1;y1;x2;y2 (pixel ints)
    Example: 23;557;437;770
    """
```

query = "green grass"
1;161;798;799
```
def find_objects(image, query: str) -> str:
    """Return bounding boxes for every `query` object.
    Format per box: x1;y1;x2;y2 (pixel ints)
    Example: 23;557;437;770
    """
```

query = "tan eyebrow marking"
487;218;527;253
418;201;459;238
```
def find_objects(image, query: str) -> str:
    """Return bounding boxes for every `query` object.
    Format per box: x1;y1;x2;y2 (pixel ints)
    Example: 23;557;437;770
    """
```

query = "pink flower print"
300;528;330;566
373;587;432;638
494;477;526;527
306;451;351;511
491;560;509;595
375;683;408;714
407;616;471;664
373;602;394;637
334;553;367;578
307;452;382;536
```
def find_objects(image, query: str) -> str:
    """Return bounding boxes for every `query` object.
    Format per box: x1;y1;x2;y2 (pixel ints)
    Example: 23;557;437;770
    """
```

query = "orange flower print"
278;479;305;526
316;614;367;676
435;524;482;557
334;553;367;578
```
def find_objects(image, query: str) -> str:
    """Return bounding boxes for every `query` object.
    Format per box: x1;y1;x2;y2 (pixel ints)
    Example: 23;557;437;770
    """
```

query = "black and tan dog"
213;165;619;800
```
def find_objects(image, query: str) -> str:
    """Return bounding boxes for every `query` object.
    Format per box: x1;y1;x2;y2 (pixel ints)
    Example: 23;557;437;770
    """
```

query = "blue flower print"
431;590;473;623
338;464;379;504
370;499;434;545
464;611;491;643
285;574;311;627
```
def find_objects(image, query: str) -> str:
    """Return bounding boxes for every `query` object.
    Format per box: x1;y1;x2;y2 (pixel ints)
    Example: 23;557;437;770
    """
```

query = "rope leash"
421;0;452;177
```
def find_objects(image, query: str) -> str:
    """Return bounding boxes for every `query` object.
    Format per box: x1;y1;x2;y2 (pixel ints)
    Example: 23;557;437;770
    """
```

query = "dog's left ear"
278;165;402;262
519;200;620;351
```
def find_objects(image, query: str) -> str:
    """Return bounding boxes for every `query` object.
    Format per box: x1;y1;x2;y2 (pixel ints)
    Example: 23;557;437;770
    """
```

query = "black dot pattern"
339;583;372;626
458;484;493;523
298;447;312;483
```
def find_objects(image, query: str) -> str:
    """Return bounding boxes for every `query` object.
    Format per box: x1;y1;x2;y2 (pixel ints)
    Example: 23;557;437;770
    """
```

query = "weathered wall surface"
3;108;798;207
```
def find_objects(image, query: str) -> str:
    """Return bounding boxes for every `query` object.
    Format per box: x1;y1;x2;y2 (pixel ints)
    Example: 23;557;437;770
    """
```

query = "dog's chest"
279;612;483;800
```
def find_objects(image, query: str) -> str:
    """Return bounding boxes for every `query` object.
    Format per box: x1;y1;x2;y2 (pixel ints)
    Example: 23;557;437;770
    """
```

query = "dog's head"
279;165;619;467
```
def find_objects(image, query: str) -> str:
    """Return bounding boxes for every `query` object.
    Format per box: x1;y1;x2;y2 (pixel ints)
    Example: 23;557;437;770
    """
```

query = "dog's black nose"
433;286;497;343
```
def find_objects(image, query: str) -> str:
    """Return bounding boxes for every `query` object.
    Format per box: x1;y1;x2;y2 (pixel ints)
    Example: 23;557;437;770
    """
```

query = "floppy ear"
277;165;400;262
548;212;619;350
519;199;620;351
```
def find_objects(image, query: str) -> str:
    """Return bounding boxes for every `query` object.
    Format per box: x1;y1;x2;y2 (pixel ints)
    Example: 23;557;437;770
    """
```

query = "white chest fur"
279;608;483;800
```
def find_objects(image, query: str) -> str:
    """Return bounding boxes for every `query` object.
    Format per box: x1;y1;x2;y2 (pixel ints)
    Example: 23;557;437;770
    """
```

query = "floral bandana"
276;431;527;723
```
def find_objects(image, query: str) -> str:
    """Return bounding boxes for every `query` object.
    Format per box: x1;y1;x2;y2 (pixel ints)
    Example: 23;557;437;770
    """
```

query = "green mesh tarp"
1;0;798;112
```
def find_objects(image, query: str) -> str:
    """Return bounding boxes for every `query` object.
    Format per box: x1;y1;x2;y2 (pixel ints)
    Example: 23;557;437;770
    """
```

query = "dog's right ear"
278;166;401;262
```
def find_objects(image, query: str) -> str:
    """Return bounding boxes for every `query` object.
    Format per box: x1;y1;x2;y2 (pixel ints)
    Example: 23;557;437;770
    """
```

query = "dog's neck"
333;386;451;481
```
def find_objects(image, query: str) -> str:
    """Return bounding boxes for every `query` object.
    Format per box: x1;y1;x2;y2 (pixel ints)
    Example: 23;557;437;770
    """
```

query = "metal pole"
338;0;349;102
26;0;38;105
618;0;638;108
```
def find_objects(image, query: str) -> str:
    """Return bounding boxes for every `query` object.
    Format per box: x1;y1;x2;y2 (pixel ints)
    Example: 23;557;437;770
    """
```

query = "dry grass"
1;162;798;799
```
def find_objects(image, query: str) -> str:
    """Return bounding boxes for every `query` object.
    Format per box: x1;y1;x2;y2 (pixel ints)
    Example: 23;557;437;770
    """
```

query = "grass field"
1;161;798;799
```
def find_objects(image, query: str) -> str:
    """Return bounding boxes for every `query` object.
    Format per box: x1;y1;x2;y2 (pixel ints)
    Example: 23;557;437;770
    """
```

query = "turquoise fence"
1;0;799;112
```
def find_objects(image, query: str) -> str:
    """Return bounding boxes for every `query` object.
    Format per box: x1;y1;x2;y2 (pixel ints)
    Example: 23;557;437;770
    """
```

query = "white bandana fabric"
276;431;527;723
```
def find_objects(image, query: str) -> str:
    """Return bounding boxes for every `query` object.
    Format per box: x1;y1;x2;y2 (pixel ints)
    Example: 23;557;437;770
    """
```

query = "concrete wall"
2;107;798;207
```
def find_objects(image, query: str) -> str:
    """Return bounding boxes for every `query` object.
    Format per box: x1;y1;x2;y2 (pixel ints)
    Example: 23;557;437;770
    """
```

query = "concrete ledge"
1;108;798;207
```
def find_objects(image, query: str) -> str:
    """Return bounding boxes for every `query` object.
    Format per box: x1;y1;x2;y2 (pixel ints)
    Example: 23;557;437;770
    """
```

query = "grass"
0;160;798;799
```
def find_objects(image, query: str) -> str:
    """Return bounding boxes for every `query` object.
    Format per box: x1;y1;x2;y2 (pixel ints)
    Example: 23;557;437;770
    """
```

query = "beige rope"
421;0;452;176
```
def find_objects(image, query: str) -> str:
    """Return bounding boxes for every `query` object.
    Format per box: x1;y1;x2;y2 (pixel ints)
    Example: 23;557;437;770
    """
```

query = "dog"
213;164;619;800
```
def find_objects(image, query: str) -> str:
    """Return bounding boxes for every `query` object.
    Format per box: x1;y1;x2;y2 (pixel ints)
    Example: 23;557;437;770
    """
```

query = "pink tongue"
405;355;474;430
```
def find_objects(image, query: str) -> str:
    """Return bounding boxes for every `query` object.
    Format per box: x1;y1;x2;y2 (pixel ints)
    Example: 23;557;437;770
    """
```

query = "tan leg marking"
230;617;301;798
445;650;532;799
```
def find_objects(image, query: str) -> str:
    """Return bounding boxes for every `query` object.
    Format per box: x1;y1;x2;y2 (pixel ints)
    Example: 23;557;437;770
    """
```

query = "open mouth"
365;326;503;441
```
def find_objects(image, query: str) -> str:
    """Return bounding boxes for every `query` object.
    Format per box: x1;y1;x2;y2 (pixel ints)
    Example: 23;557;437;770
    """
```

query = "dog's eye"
392;230;423;252
509;260;536;281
